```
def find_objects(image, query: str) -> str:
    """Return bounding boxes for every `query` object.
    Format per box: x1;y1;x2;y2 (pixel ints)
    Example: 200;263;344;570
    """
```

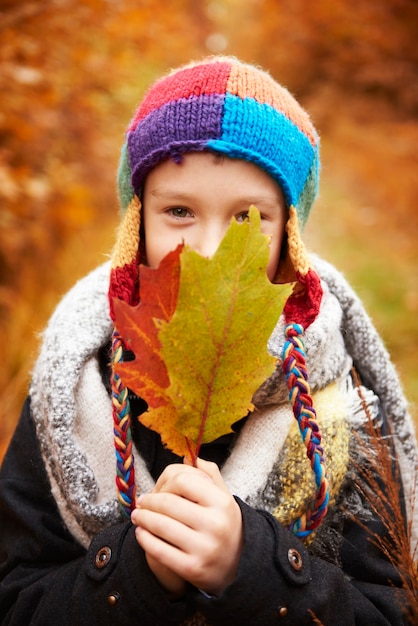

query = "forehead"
144;152;286;205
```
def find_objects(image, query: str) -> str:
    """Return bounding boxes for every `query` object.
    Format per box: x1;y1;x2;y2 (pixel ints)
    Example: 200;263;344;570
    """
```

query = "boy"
0;56;416;625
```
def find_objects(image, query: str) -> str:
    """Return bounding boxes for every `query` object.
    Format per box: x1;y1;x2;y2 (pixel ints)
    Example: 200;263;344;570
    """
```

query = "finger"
135;511;242;595
135;524;187;572
133;483;231;539
134;507;201;555
153;462;212;496
132;491;204;529
190;457;230;494
152;466;220;506
145;554;186;597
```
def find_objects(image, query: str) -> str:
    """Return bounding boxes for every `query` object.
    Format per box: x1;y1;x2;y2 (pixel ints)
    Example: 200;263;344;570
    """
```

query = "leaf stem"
186;436;198;467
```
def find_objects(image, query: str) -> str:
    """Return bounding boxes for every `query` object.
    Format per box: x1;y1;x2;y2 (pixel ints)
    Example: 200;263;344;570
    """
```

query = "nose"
194;222;227;259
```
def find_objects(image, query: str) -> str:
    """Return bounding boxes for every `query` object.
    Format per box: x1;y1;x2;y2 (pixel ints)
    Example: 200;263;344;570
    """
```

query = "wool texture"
30;260;417;553
118;57;319;228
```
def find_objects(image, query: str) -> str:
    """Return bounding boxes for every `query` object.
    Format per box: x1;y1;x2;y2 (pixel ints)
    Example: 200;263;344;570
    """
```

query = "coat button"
278;606;288;617
95;546;112;569
107;592;120;606
288;548;303;571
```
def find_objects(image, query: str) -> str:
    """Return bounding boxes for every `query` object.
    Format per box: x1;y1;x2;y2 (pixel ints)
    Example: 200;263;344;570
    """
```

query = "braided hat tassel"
109;195;142;518
111;329;136;518
282;207;329;538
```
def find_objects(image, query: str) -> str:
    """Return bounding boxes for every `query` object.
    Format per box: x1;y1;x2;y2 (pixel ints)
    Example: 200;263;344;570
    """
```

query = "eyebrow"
150;188;195;201
150;188;282;207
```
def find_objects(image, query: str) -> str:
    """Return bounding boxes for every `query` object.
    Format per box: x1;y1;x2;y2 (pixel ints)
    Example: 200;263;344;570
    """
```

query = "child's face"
142;152;287;281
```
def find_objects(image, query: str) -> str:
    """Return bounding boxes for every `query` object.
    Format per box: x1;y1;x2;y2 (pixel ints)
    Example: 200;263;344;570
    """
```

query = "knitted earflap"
109;56;327;534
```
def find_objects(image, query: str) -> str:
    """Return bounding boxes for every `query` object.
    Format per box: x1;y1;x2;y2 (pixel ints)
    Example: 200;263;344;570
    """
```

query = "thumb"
184;456;228;492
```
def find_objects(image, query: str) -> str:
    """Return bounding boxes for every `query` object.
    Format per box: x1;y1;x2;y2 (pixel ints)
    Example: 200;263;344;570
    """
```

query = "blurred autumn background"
1;0;417;460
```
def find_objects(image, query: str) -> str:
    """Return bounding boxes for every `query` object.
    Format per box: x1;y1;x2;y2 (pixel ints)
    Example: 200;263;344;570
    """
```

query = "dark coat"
0;397;409;625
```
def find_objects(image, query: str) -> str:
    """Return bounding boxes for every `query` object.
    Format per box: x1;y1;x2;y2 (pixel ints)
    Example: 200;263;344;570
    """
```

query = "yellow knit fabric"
286;205;310;277
272;382;351;531
111;195;141;269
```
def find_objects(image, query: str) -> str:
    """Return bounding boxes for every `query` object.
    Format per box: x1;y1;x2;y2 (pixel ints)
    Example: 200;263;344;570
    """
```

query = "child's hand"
131;458;243;597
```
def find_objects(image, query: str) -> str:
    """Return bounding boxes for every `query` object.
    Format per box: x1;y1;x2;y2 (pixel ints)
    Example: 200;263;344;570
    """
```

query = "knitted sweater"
0;258;416;625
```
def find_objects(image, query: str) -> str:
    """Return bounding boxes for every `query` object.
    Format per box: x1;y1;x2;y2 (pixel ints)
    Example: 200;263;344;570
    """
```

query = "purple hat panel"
127;94;225;193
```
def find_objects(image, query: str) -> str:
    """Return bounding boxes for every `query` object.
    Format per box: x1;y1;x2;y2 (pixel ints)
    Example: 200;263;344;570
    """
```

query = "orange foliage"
0;0;212;292
222;0;418;114
0;0;212;455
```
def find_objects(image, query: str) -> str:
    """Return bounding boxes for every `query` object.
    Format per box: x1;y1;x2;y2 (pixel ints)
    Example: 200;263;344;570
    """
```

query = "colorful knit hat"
117;57;319;227
109;56;327;538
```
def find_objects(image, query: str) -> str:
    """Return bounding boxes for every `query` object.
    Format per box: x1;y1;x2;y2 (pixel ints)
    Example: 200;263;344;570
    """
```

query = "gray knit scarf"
30;257;417;552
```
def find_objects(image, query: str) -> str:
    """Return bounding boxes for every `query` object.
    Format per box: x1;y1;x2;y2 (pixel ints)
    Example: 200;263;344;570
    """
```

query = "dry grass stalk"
307;609;325;625
351;371;417;623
